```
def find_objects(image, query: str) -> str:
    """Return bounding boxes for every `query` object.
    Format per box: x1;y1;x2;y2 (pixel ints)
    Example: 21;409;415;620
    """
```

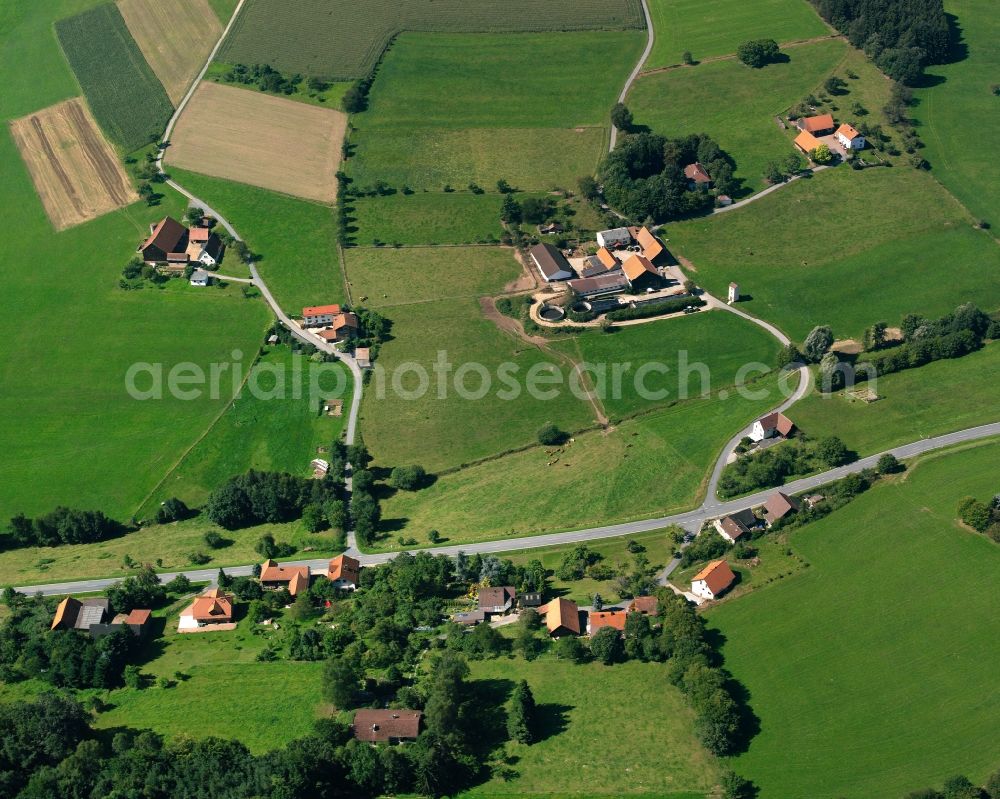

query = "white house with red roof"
302;304;342;326
750;412;794;442
835;123;866;150
691;560;736;600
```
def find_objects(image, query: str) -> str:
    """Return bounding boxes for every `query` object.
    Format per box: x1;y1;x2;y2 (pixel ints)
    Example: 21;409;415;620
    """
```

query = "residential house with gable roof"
352;709;422;743
691;560;736;600
539;597;581;636
178;588;234;631
259;560;310;596
327;554;361;590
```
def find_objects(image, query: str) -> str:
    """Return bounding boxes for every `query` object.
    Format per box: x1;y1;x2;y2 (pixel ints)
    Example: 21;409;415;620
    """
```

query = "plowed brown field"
117;0;221;104
10;98;138;231
165;81;346;203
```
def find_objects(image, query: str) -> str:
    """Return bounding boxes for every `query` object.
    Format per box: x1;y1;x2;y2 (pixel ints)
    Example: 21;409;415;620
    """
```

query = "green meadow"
0;1;272;522
136;347;351;517
550;310;783;420
913;0;1000;226
347;31;645;192
629;39;846;194
709;441;1000;797
460;656;720;798
0;513;342;588
645;0;829;67
168;168;345;313
347;246;595;472
374;374;787;549
666;167;1000;341
791;341;1000;456
349;192;503;246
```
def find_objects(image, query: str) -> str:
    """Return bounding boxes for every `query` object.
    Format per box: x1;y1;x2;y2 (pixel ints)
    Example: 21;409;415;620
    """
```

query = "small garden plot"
166;81;347;203
117;0;223;104
10;98;138;230
55;3;173;151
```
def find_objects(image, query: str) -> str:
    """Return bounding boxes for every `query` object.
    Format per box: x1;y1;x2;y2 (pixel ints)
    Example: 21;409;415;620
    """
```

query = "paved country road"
609;0;654;152
17;423;1000;595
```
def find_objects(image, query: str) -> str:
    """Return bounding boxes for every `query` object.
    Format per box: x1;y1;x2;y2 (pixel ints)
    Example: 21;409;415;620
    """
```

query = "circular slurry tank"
539;304;566;322
570;301;593;314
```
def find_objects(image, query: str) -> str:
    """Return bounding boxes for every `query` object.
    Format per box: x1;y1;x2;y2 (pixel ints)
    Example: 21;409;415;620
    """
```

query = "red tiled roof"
692;560;736;595
757;411;794;436
328;554;360;584
539;597;581;635
684;162;711;183
589;610;627;632
629;596;659;616
353;709;422;742
798;113;834;133
596;247;618;268
794;130;823;153
637;227;665;261
141;217;187;255
125;609;152;625
259;560;311;595
303;304;341;317
836;122;861;140
621;254;658;281
189;591;233;622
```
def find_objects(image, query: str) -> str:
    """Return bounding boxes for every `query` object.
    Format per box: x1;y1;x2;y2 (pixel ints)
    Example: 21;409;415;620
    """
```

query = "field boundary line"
636;33;844;77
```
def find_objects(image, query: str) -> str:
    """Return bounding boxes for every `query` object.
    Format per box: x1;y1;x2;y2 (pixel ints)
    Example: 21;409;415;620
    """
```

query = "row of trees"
2;507;123;551
220;62;328;97
809;0;951;84
598;131;734;222
204;469;343;530
718;435;855;497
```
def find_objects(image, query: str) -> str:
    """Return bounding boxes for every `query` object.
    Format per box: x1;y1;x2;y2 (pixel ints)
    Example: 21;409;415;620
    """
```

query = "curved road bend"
609;0;654;152
17;423;1000;595
152;0;363;546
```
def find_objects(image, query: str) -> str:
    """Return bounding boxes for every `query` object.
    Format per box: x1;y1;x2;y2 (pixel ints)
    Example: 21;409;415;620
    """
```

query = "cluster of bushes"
809;0;950;84
957;494;1000;542
341;75;372;113
902;772;1000;799
204;470;344;530
857;303;994;379
554;543;658;599
605;296;704;322
598;131;735;222
736;38;781;68
220;63;318;96
718;435;854;497
2;507;124;551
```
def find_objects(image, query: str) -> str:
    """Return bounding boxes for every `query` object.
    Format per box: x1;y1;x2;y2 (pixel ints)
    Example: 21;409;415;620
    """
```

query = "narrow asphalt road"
609;0;654;152
17;423;999;595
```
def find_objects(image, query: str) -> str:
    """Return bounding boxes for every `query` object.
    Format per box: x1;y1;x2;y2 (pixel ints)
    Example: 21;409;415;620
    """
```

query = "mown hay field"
10;97;137;230
55;3;173;151
166;81;346;203
117;0;222;104
217;0;644;79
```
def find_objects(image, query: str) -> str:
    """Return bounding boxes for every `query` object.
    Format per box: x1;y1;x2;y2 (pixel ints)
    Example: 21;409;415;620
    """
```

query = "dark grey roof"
529;243;572;279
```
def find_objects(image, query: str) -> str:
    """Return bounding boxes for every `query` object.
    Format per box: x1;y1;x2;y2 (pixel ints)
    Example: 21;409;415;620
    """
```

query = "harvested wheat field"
166;81;346;203
117;0;222;104
10;98;138;231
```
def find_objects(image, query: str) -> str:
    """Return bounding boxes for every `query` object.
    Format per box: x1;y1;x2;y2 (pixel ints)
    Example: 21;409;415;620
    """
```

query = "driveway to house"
17;423;1000;595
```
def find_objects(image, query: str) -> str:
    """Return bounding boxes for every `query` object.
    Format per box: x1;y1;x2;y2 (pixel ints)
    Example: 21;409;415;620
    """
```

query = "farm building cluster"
300;303;360;344
138;215;225;274
453;585;660;639
530;225;696;313
50;596;152;639
793;113;866;161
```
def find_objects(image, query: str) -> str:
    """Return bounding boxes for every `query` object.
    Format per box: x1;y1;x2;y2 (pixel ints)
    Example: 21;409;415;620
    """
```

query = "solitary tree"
810;144;834;165
876;453;902;474
500;194;522;224
507;680;537;744
816;435;851;467
592;593;604;611
682;50;694;65
736;39;780;68
537;423;566;446
610;102;635;132
590;626;623;665
802;325;834;362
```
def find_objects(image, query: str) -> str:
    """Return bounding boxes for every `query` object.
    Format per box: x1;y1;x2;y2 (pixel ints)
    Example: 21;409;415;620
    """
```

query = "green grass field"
207;0;240;23
791;341;1000;456
55;3;174;151
349;192;503;246
645;0;829;68
0;1;272;522
499;529;677;605
348;246;596;472
709;441;1000;797
373;374;787;549
913;0;1000;227
460;655;720;798
0;512;342;587
92;599;325;753
136;347;350;517
550;310;783;420
217;0;644;79
667;167;1000;341
629;39;846;194
168;168;345;313
347;31;644;192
